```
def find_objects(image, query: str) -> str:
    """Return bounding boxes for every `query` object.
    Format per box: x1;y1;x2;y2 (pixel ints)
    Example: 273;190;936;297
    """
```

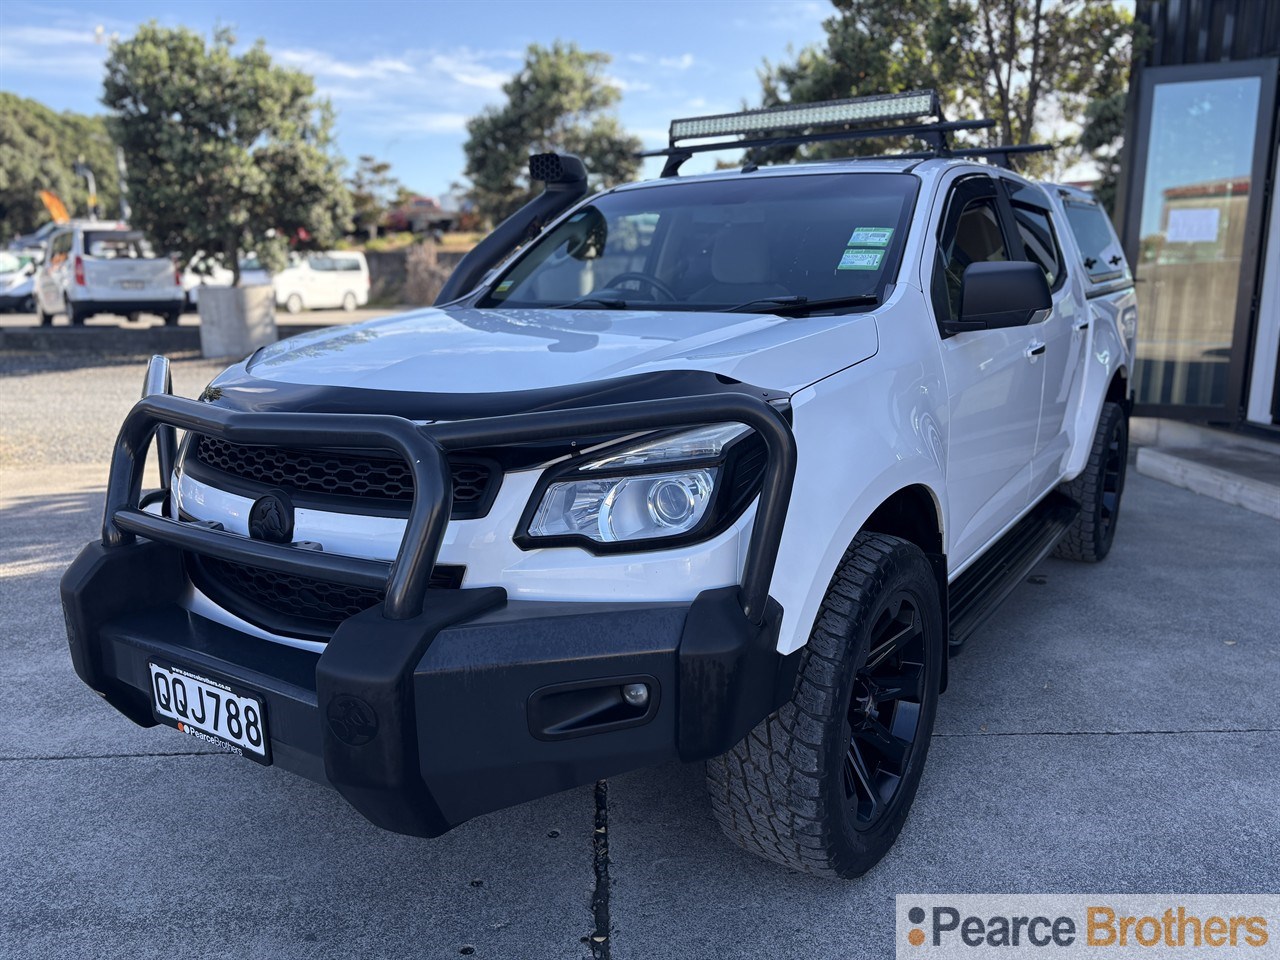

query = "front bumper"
61;359;799;836
62;539;796;836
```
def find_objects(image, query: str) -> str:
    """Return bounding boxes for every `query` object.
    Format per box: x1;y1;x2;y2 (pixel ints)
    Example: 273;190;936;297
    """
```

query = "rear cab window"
1062;198;1130;286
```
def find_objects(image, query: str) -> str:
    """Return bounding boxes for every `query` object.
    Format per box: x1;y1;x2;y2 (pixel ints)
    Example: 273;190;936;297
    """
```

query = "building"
1117;0;1279;431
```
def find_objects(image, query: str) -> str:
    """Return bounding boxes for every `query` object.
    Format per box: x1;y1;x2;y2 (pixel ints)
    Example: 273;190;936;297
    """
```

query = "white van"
34;222;184;325
272;251;370;313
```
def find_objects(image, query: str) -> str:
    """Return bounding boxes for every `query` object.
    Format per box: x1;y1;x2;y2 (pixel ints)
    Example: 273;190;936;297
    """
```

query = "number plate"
148;661;270;764
119;279;145;289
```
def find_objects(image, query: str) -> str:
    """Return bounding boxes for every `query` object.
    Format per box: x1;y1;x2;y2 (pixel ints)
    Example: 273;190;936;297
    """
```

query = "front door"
931;175;1045;570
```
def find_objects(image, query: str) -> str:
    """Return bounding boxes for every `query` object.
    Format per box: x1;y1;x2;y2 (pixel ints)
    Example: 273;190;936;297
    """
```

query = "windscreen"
84;231;156;259
480;173;918;312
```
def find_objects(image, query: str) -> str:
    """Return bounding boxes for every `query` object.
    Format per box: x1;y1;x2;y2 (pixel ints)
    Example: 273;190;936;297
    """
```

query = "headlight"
520;423;761;550
529;468;717;542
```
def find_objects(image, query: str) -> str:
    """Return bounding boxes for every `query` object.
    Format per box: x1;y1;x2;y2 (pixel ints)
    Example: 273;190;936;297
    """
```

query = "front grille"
191;555;464;635
191;435;498;518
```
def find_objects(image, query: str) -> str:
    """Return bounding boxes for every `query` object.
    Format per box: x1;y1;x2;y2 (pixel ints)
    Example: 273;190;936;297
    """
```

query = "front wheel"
284;293;303;315
1054;401;1128;562
341;292;357;312
707;533;944;878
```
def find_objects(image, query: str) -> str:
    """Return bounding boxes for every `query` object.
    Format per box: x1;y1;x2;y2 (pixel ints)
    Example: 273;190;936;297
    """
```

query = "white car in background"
34;221;183;325
0;250;39;312
272;250;370;313
181;253;271;310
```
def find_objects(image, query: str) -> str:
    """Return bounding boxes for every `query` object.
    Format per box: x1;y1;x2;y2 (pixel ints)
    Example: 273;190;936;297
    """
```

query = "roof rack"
640;89;1051;176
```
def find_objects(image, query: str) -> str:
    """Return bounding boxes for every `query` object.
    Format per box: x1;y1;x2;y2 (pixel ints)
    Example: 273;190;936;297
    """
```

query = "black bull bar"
102;363;798;625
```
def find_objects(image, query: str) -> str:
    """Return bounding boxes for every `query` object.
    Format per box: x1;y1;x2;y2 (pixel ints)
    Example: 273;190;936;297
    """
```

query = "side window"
49;232;72;267
1011;203;1064;290
932;185;1009;323
1063;200;1129;283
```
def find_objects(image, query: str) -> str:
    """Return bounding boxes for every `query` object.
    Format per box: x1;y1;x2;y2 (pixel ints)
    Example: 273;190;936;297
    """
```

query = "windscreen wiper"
726;294;881;315
551;293;629;310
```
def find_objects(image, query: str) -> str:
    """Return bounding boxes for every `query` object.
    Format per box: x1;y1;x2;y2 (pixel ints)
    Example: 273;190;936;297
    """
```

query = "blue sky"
0;0;831;199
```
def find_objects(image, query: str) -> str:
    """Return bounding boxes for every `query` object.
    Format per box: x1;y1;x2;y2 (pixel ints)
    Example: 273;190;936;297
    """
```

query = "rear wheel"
341;292;357;312
162;311;180;326
1054;401;1127;562
37;300;54;325
126;312;142;323
65;299;85;326
706;533;944;878
284;293;303;315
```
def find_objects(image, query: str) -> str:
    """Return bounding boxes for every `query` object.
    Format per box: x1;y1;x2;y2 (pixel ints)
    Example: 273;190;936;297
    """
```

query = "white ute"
63;92;1135;877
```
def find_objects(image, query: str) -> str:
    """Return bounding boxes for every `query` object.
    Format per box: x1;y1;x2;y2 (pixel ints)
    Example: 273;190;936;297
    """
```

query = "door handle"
1025;341;1046;358
1074;319;1090;331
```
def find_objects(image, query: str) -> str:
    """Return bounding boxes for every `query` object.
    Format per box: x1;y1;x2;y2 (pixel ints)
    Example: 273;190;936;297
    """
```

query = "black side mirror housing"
943;261;1052;335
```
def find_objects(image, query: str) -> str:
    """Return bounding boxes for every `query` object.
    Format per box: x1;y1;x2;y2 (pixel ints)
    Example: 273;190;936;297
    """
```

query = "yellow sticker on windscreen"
847;226;894;247
837;248;883;271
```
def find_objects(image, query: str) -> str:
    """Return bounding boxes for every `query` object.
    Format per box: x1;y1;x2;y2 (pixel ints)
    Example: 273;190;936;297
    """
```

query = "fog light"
621;683;649;708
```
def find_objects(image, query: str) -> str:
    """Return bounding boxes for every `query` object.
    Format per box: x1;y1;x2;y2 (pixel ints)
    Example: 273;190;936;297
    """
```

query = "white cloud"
426;51;509;91
606;75;653;94
658;53;696;70
2;24;102;46
276;48;413;80
389;111;471;134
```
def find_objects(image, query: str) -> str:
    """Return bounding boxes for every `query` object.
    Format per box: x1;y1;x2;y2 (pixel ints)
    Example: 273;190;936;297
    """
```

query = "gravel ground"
2;352;1277;959
0;351;227;467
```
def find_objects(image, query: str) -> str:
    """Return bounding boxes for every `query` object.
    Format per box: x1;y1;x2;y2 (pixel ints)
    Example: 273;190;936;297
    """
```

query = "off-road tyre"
1053;401;1127;562
706;533;944;878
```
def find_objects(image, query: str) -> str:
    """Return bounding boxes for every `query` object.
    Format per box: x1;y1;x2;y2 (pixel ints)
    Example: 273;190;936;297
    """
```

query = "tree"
102;23;351;283
755;0;1135;176
0;94;121;239
462;42;642;224
348;154;401;239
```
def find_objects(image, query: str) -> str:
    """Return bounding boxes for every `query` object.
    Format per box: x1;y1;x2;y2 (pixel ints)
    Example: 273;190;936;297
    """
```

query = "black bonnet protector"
199;366;791;420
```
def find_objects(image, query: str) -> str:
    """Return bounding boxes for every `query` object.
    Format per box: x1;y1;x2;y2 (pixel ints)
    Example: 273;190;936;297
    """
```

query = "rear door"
81;230;175;298
1001;179;1084;498
930;174;1044;569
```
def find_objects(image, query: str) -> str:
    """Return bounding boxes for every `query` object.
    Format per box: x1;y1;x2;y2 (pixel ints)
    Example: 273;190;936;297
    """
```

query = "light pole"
72;158;99;220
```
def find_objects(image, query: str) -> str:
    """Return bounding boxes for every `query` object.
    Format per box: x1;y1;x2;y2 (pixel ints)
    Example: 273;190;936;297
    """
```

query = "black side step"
948;492;1078;651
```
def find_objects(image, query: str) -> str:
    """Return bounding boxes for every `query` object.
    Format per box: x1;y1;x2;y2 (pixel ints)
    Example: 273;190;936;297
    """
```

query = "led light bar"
669;90;938;144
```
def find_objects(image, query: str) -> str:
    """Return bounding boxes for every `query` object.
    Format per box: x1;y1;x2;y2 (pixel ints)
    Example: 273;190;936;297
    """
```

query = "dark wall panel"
1137;0;1280;66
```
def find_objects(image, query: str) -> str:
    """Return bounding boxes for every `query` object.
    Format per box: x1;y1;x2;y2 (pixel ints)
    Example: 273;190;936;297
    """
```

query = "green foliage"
0;93;121;239
462;42;642;224
102;23;351;282
349;154;401;238
756;0;1136;178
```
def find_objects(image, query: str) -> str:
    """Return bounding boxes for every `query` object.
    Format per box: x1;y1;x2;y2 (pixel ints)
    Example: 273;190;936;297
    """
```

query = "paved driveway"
2;353;1276;959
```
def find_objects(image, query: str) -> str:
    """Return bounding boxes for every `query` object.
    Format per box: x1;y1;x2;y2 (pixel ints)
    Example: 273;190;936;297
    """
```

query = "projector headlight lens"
529;469;716;543
523;423;753;547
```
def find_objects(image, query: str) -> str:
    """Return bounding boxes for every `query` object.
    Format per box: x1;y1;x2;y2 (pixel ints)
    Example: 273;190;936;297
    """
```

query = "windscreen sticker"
495;280;514;292
837;248;884;271
847;226;894;247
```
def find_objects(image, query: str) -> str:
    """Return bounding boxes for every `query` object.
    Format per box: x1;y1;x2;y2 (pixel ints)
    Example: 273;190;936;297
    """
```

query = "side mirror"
943;261;1051;335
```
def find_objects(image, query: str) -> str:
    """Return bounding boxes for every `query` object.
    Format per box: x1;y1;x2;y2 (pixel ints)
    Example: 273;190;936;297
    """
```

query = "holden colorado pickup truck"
62;91;1136;878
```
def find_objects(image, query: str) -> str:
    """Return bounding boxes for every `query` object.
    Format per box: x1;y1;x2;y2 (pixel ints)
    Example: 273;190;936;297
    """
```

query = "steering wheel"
603;272;677;302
